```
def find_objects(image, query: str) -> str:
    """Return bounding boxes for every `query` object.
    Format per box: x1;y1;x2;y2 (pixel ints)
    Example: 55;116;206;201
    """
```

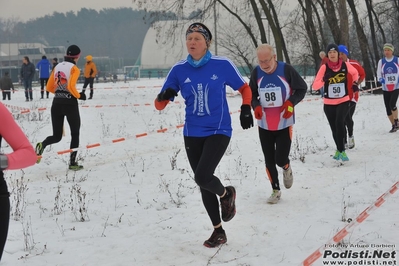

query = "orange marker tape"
57;149;73;155
86;143;101;149
300;181;399;266
136;133;147;138
112;138;125;143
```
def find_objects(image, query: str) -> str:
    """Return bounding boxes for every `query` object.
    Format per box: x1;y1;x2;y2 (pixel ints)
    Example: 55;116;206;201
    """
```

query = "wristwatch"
0;154;9;170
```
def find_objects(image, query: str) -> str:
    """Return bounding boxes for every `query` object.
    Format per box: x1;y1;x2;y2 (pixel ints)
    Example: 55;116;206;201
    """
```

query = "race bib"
385;73;397;85
259;87;283;108
328;83;345;98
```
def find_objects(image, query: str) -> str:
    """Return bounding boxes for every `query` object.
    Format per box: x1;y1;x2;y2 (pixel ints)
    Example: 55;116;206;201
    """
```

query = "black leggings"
42;103;81;151
383;90;399;116
259;126;292;191
184;134;230;226
40;78;49;98
344;101;356;139
0;172;10;262
324;102;350;152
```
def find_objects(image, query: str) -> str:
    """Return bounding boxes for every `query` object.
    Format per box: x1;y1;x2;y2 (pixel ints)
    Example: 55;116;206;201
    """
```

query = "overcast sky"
0;0;138;22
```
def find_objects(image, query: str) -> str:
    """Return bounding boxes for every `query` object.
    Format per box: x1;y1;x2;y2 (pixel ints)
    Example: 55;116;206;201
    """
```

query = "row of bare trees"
134;0;399;84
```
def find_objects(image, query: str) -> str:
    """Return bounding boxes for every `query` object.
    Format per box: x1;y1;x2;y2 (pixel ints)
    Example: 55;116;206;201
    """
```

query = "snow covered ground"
1;77;398;266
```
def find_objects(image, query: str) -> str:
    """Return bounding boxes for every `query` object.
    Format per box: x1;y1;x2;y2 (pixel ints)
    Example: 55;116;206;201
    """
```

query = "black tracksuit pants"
83;78;95;98
184;134;230;226
40;78;49;98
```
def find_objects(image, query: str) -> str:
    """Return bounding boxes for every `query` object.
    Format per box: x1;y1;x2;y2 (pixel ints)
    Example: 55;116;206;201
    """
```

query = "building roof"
0;43;65;57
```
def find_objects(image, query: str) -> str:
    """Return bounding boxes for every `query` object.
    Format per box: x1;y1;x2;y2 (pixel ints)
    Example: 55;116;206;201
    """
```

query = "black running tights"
0;172;10;262
258;126;292;191
383;90;399;116
324;102;350;152
344;101;356;138
42;103;81;150
184;134;230;226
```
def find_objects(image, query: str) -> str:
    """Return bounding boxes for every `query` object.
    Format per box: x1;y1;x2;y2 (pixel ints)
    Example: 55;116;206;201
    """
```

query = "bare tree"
365;0;379;69
347;0;374;82
297;0;323;72
316;0;342;44
338;0;349;45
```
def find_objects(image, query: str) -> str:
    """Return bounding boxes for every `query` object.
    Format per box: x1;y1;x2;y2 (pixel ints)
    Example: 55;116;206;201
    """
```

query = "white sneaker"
348;136;355;149
283;165;293;189
267;190;281;204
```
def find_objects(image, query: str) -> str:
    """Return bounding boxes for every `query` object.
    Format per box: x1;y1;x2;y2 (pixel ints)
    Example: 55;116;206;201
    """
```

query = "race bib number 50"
328;83;345;98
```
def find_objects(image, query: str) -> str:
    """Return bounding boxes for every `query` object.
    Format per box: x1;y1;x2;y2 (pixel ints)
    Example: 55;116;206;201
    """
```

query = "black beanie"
66;45;81;58
326;43;339;54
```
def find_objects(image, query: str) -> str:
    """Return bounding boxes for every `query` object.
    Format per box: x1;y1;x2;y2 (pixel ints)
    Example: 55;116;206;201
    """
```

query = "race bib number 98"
259;87;283;108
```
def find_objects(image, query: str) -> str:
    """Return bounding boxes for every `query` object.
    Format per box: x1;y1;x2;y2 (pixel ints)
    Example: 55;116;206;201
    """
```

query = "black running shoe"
203;230;227;248
220;186;236;222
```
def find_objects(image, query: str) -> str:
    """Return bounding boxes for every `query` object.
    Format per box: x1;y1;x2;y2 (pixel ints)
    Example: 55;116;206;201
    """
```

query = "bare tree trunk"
266;0;290;64
316;0;342;44
347;0;375;85
249;0;268;44
309;0;327;49
216;0;259;49
364;0;380;71
258;0;290;63
338;0;349;45
298;0;322;73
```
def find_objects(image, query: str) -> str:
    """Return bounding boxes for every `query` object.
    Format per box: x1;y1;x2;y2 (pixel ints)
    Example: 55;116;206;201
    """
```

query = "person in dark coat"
20;56;36;101
0;72;14;100
36;55;52;99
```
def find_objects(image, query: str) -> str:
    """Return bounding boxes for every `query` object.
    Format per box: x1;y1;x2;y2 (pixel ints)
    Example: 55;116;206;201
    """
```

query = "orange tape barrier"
300;181;399;266
36;109;241;160
14;85;163;91
36;123;185;160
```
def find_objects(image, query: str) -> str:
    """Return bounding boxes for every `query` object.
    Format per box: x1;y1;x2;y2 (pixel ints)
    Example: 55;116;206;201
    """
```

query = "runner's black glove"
240;105;253;129
352;84;359;92
157;88;178;101
79;92;86;100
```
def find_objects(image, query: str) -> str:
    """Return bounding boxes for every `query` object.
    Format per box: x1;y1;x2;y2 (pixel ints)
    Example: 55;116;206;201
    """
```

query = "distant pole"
213;0;217;55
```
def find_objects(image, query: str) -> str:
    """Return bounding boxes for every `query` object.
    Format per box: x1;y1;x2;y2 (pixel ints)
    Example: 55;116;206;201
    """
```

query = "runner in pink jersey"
0;102;36;261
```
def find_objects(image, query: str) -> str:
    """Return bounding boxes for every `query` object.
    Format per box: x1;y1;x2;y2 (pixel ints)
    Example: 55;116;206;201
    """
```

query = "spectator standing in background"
20;56;36;101
36;55;52;99
0;72;14;100
52;57;58;70
82;55;97;99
